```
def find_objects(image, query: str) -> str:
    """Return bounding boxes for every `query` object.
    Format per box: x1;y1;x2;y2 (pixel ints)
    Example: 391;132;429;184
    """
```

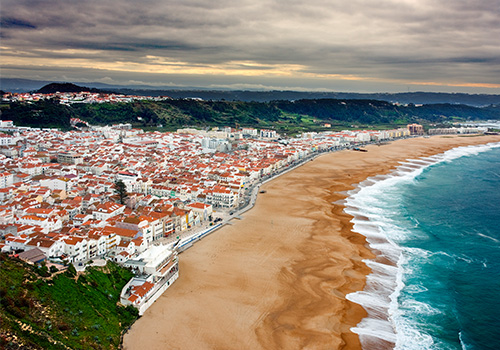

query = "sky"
1;0;500;93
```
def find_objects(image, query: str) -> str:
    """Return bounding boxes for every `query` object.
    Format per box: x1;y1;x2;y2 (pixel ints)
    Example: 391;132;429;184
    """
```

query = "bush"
36;265;51;277
66;263;77;277
58;322;70;331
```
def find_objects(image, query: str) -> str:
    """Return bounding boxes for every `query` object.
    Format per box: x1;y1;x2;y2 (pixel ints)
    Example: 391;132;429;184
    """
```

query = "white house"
62;236;88;262
93;202;126;221
40;177;74;191
25;237;65;259
186;202;213;222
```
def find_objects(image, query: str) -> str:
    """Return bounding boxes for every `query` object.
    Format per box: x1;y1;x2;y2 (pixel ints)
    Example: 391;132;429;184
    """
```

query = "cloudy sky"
1;0;500;93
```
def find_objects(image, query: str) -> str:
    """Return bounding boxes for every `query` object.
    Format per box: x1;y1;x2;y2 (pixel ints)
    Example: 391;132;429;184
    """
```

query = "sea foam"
344;142;500;350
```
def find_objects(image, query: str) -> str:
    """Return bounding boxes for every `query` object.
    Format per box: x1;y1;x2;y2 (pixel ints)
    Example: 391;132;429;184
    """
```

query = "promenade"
159;144;351;252
124;135;500;350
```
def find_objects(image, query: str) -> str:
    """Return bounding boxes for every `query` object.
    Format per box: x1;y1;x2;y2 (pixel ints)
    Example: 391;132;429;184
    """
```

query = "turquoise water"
345;142;500;350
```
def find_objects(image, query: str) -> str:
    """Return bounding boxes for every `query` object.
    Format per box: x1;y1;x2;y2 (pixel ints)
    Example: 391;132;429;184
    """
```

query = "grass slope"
0;254;138;350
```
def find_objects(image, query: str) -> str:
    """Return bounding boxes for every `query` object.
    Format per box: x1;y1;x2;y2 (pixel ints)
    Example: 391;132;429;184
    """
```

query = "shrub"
36;265;51;277
66;263;77;277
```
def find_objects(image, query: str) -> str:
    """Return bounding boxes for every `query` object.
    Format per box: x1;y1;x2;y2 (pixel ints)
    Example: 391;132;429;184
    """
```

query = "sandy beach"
123;135;500;350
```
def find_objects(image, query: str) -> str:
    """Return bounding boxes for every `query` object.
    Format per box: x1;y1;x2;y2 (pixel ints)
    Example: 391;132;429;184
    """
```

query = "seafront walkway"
157;146;337;253
157;137;412;254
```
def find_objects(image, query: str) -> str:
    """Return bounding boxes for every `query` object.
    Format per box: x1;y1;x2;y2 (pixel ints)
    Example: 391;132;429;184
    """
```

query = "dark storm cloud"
44;40;209;54
1;0;500;92
0;17;37;29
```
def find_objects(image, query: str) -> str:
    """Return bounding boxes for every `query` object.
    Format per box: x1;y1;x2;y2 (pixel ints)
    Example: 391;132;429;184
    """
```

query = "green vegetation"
114;180;129;205
1;99;73;130
1;98;499;133
0;254;138;350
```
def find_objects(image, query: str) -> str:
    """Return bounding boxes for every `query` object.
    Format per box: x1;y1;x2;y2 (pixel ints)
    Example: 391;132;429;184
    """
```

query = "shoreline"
123;135;500;350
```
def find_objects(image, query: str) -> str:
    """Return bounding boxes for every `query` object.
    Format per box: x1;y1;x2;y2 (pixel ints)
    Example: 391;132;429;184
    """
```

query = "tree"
114;180;129;205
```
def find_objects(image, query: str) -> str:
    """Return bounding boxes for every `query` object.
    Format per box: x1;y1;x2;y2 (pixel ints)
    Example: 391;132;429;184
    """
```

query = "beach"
123;134;500;350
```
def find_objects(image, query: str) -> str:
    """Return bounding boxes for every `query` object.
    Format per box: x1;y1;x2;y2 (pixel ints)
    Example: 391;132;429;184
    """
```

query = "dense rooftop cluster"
0;120;414;266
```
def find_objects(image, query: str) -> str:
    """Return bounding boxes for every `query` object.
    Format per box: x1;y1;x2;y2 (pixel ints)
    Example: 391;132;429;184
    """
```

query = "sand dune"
123;135;500;350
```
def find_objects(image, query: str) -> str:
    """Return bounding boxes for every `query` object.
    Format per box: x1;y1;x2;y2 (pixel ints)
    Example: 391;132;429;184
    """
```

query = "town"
0;119;487;313
1;90;170;105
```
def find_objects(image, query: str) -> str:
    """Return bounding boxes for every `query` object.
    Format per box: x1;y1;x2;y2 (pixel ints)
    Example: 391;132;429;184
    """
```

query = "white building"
206;188;237;208
185;202;213;222
241;128;258;136
120;245;180;315
0;172;14;189
93;202;126;221
260;129;277;139
57;152;83;165
63;236;88;262
0;120;14;128
355;132;371;142
39;177;74;191
87;234;107;259
25;238;65;259
0;134;15;146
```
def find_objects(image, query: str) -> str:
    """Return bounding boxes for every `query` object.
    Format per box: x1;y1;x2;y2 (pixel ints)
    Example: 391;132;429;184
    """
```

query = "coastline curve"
345;142;500;349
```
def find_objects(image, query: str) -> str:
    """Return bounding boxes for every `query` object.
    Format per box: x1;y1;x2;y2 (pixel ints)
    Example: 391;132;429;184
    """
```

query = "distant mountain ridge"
116;90;500;107
2;78;500;107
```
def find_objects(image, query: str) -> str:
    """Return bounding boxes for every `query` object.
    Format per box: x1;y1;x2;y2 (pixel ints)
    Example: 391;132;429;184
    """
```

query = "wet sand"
123;135;500;350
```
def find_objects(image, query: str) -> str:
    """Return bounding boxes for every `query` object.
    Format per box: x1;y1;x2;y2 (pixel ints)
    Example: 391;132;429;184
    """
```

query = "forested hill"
1;98;499;132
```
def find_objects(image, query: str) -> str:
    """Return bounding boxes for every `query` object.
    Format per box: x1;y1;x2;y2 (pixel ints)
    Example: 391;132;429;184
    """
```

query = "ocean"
345;141;500;350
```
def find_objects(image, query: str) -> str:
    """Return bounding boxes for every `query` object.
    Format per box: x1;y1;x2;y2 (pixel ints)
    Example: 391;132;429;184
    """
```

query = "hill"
0;99;74;130
36;83;102;94
110;90;500;107
2;78;500;106
1;98;499;132
63;98;500;133
0;253;138;350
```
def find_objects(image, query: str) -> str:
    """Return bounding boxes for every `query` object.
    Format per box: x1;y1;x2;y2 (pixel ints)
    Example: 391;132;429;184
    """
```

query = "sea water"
345;142;500;350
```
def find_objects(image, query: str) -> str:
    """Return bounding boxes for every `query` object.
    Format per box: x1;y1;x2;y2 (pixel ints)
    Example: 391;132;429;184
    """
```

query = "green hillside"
2;98;499;133
1;99;73;130
0;254;138;350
